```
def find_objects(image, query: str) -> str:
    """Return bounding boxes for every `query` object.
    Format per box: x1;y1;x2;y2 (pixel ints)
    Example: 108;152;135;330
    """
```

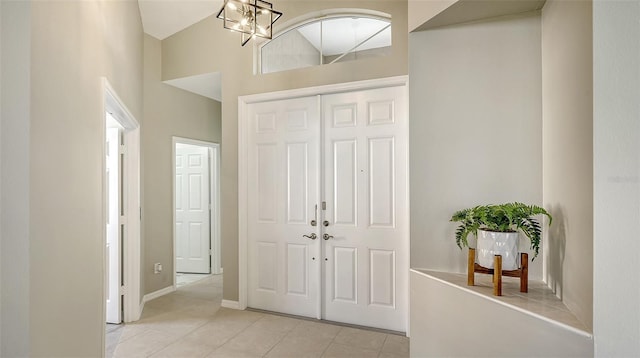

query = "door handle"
303;233;317;240
323;233;333;240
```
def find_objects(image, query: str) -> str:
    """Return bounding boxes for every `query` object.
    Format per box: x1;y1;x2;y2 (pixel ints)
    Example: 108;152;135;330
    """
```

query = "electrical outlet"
154;263;162;274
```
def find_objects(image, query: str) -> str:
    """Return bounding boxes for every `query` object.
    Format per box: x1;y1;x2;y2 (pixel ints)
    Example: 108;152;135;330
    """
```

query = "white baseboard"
143;285;176;303
221;299;241;310
138;301;145;320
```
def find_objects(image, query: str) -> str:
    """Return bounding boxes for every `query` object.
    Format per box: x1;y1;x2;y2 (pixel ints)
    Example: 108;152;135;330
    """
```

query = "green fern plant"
450;202;552;260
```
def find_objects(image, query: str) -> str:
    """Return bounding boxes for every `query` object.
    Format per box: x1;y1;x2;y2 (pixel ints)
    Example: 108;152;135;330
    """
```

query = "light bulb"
257;25;267;35
240;18;248;26
260;9;271;15
227;2;237;10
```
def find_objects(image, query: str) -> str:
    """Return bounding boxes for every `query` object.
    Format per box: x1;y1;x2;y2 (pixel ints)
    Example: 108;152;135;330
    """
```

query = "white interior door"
175;144;211;274
247;96;321;318
106;124;121;324
245;84;408;332
322;86;408;331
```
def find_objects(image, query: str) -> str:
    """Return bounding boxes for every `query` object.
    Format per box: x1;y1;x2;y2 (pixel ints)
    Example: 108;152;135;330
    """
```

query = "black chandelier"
216;0;283;46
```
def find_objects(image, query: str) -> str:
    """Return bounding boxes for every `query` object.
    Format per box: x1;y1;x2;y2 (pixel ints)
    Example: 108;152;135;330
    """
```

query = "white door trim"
237;75;409;331
172;137;222;289
101;78;141;325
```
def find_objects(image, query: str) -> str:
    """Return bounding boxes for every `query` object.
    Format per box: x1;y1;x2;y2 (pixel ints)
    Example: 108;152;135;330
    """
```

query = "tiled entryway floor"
110;275;409;357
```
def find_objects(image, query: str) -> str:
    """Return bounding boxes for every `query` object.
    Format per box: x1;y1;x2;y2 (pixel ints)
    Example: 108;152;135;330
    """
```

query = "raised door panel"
333;247;358;303
369;249;395;307
286;143;308;225
256;144;278;223
257;241;277;292
188;173;203;211
368;137;395;228
332;140;357;226
188;223;203;258
287;244;308;296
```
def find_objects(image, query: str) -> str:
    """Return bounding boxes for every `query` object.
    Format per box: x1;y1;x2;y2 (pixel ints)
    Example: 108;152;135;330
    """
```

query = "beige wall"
161;0;408;301
408;13;543;278
29;1;143;354
1;1;30;355
593;1;640;355
23;1;142;355
541;0;593;331
142;34;222;295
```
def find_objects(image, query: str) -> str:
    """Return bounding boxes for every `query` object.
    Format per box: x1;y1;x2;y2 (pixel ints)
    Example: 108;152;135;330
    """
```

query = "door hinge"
322;201;326;210
119;285;126;295
119;144;125;155
140;207;142;220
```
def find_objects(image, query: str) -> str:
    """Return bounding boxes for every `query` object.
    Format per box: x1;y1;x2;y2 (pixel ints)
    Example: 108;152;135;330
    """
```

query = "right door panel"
322;86;408;332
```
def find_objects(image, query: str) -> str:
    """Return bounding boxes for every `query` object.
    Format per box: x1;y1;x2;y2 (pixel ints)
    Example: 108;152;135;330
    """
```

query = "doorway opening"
102;78;141;355
172;137;221;289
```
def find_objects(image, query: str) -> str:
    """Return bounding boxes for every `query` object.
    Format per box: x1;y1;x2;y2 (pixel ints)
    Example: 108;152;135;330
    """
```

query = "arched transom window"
260;13;392;74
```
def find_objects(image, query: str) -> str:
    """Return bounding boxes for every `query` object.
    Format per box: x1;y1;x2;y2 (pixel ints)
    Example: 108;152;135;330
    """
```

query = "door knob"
303;233;317;240
323;220;330;227
323;233;333;240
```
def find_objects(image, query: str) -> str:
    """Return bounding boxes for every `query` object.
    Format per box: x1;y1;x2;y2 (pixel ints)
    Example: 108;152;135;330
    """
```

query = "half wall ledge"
409;269;593;357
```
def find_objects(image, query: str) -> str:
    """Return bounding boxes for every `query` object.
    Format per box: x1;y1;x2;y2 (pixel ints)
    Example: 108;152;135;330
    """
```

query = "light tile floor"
110;275;409;358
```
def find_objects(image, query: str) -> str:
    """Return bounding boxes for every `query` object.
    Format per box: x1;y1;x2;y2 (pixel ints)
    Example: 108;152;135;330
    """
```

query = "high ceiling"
138;0;223;40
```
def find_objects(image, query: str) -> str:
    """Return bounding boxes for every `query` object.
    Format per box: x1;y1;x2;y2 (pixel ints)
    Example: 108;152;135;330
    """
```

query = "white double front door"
245;84;408;332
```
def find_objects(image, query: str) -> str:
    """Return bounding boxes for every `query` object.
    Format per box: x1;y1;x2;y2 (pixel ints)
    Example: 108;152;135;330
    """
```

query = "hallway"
110;275;409;357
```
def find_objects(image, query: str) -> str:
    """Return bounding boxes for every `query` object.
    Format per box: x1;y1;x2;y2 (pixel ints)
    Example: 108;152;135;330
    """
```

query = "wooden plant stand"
467;248;528;296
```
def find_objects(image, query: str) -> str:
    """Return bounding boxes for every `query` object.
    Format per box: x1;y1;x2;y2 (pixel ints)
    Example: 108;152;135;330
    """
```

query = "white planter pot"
476;229;519;270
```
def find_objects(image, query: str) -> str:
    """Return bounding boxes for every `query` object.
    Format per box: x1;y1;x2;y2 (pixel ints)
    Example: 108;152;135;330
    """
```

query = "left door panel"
247;96;321;318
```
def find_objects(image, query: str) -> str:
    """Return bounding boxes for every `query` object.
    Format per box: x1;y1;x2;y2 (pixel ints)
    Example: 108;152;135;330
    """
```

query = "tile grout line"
209;311;268;355
260;319;305;357
144;331;181;358
377;334;390;357
144;320;211;358
138;304;215;357
319;326;345;357
113;328;179;358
